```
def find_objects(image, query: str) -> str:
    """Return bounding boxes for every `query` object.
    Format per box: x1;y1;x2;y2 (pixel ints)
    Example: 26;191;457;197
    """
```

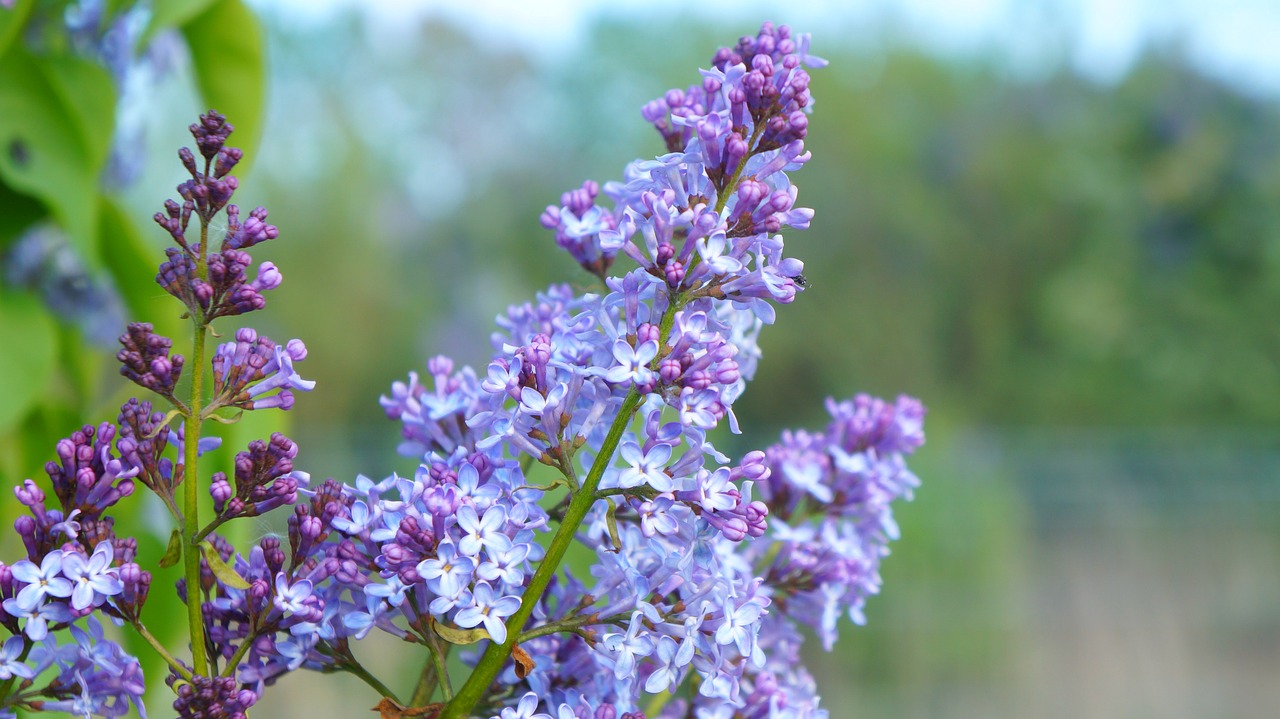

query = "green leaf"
0;290;58;435
0;0;34;61
0;45;114;268
140;0;217;46
42;55;116;172
430;617;490;646
181;0;265;166
201;541;251;590
159;529;183;568
0;181;44;250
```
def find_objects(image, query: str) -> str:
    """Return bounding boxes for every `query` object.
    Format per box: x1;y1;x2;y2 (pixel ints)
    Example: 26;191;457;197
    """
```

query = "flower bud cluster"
117;322;185;398
153;111;282;324
116;398;178;497
168;673;257;719
746;394;925;650
0;417;153;715
209;433;304;521
210;329;315;412
542;23;819;327
183;527;335;692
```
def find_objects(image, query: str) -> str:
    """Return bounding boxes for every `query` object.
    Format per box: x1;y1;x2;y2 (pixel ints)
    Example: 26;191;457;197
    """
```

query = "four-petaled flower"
457;505;512;557
2;597;70;641
454;581;521;644
10;551;73;611
0;636;34;681
495;692;551;719
274;573;314;615
61;543;123;611
603;339;658;387
417;541;475;598
602;611;655;681
617;441;674;491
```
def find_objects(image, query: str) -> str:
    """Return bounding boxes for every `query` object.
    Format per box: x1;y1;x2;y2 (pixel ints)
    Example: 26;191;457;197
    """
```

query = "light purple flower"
495;692;552;719
644;635;684;693
602;610;654;681
457;504;513;557
696;231;743;275
518;384;567;417
273;573;313;615
11;551;73;611
454;581;521;644
417;541;475;598
616;441;673;491
62;543;123;611
603;339;658;387
0;636;34;681
475;542;531;587
2;598;70;641
365;575;409;607
715;597;765;656
331;499;372;534
782;459;833;502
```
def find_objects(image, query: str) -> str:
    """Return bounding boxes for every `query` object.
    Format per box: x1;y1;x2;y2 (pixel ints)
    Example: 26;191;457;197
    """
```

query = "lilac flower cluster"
358;22;925;719
751;394;925;647
2;22;925;719
154;114;283;324
1;111;315;718
202;458;549;691
0;422;151;717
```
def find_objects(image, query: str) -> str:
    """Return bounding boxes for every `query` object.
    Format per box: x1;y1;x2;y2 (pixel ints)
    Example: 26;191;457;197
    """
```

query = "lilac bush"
0;21;925;719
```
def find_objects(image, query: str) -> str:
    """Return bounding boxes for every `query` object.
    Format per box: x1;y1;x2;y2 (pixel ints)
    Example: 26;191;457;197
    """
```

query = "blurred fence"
815;427;1280;719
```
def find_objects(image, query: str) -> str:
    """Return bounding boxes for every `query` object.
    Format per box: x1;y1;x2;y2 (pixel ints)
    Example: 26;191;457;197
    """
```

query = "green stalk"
134;620;194;681
344;659;402;704
439;389;642;719
183;217;212;676
438;119;764;717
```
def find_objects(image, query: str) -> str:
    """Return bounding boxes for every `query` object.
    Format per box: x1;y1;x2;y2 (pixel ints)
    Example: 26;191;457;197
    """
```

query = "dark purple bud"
665;260;685;288
659;358;683;385
214;147;243;178
636;322;661;347
190;110;235;161
178;147;199;177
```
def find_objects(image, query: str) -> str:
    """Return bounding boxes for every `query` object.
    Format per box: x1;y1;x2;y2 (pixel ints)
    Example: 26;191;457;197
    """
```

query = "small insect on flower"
794;274;809;288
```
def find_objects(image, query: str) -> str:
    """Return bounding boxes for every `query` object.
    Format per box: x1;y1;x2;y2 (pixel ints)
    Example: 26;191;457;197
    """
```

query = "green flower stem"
439;388;643;719
425;627;454;701
515;611;623;644
343;658;402;704
219;628;257;679
183;218;211;677
133;620;195;682
193;515;229;545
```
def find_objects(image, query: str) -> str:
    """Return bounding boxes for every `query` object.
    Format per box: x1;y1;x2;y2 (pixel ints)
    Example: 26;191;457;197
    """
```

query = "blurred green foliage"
245;16;1280;458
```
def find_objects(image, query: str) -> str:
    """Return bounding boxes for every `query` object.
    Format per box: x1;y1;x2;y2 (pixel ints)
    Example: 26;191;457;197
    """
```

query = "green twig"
132;620;194;682
343;657;402;704
516;611;616;644
439;389;643;719
219;631;256;679
181;189;217;677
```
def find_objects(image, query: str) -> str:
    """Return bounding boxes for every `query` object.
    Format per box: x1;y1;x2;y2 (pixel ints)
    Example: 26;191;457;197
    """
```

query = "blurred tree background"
4;1;1279;717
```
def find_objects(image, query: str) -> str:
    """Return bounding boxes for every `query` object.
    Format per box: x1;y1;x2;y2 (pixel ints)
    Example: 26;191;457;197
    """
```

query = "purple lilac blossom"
272;23;916;719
